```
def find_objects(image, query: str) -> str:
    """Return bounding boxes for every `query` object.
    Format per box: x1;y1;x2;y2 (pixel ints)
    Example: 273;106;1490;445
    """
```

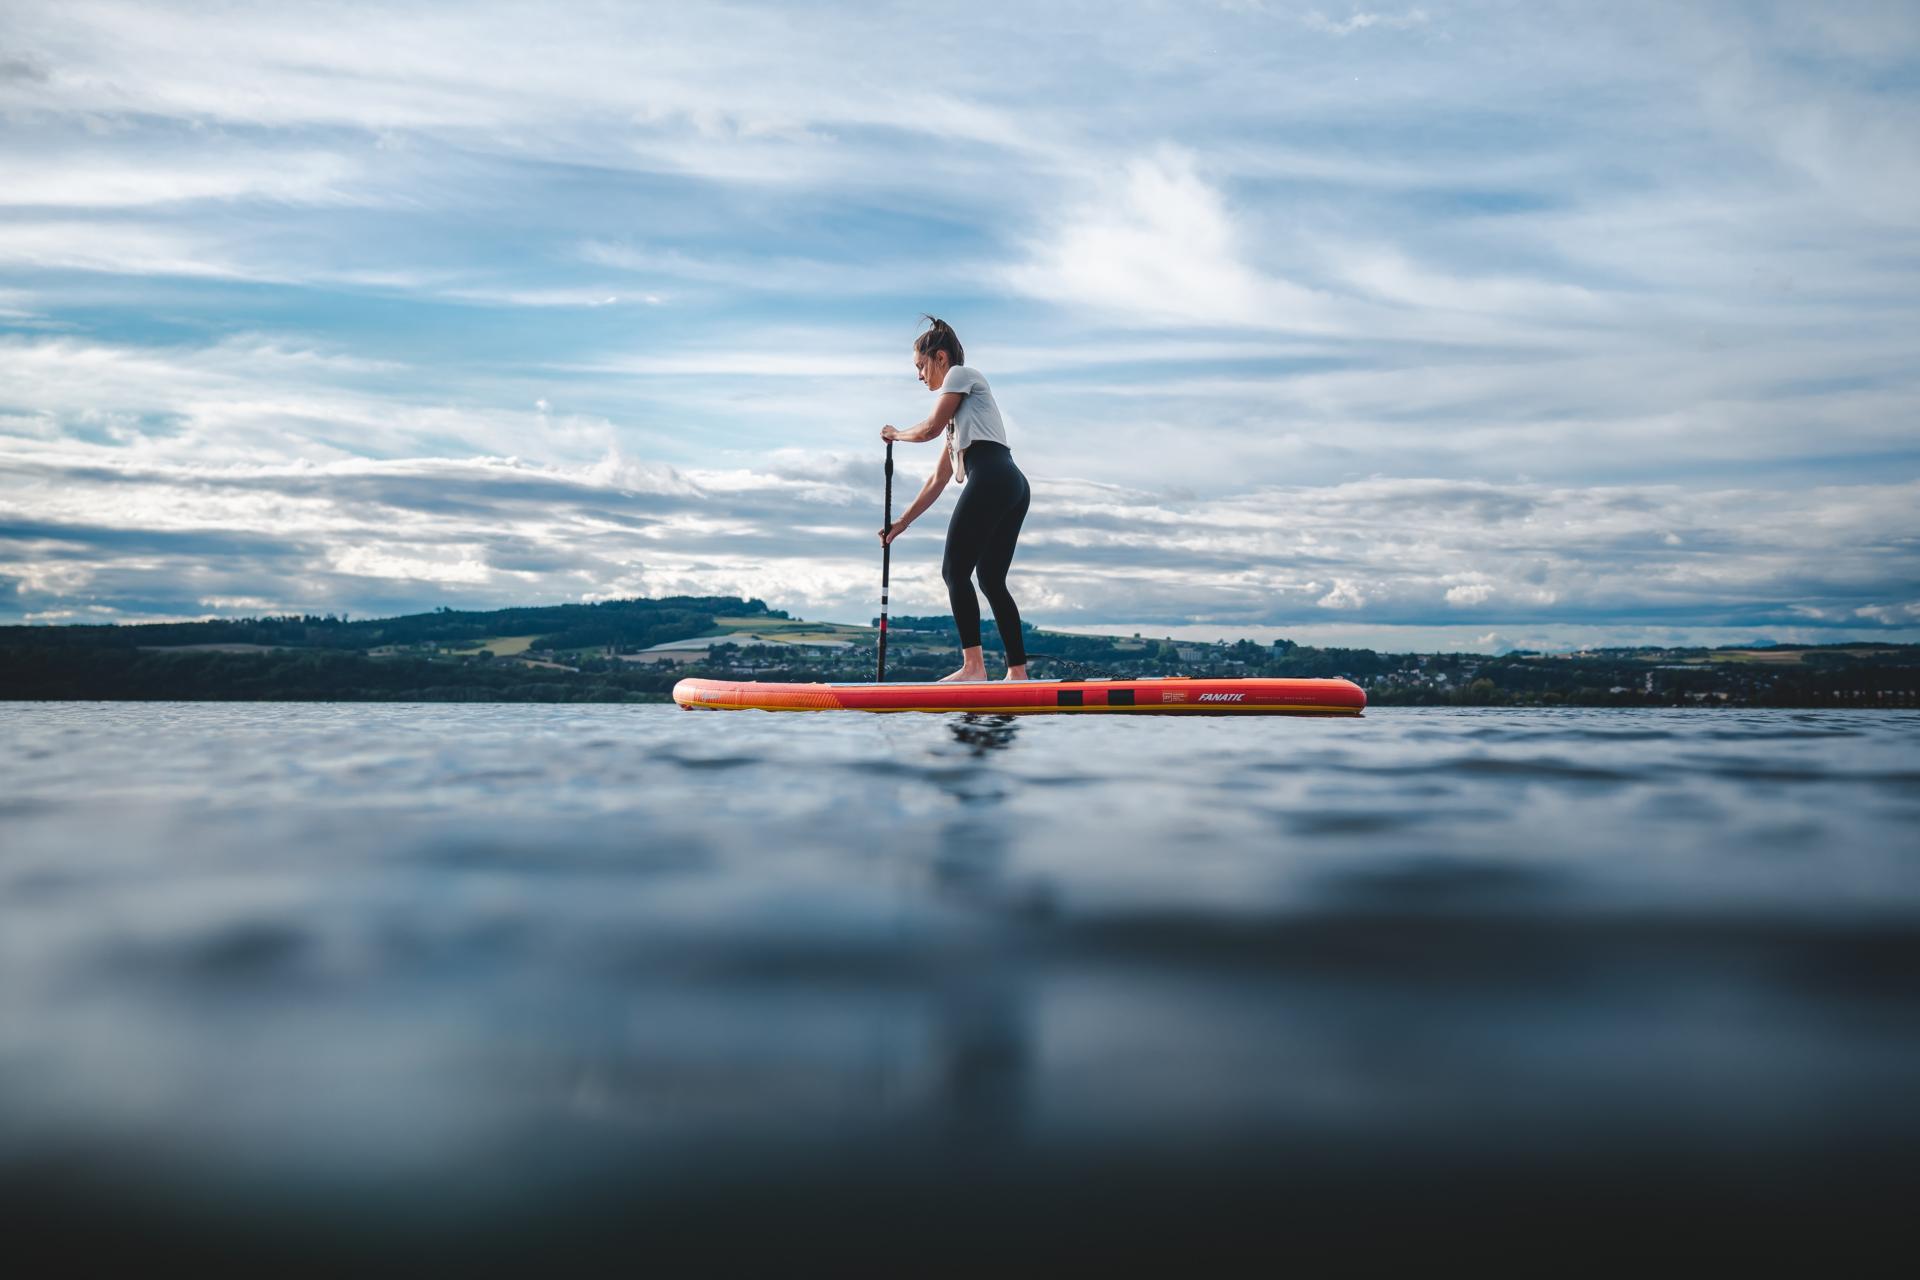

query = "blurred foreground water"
3;704;1917;1267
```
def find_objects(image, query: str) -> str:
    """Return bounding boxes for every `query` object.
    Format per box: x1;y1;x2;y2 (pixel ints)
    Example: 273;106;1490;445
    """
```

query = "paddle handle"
878;440;893;683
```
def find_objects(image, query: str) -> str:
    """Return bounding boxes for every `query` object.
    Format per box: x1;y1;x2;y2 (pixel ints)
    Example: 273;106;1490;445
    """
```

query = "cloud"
437;287;652;309
0;150;369;209
1330;243;1609;321
1302;9;1431;38
5;438;1915;643
1004;150;1334;329
0;1;1052;179
1682;6;1920;225
0;334;628;465
1316;579;1369;610
1445;583;1494;607
0;221;261;279
1854;601;1920;626
578;243;969;299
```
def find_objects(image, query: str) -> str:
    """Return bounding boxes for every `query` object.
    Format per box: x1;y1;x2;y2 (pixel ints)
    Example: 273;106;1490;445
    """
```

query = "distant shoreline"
2;595;1914;707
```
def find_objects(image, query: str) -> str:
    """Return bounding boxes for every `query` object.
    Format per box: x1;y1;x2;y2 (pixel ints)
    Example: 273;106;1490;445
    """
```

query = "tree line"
0;595;785;654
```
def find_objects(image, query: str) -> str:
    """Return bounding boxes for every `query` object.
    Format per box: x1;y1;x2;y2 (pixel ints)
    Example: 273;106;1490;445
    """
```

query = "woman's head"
913;315;964;389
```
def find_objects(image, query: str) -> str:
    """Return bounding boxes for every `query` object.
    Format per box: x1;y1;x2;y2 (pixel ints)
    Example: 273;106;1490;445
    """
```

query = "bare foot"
1003;666;1029;681
943;645;988;682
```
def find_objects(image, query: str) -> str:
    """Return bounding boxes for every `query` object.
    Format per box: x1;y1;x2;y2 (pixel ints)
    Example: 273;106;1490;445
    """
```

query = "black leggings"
943;441;1030;666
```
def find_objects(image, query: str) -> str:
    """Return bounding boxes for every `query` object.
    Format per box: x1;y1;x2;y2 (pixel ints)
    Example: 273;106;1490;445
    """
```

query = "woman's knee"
943;546;979;587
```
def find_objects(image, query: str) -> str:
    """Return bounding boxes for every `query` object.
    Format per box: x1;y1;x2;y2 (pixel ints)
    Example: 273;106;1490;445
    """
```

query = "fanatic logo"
1197;692;1246;702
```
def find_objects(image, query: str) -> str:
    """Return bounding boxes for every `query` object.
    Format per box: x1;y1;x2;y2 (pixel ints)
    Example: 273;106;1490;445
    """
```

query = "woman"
881;317;1031;682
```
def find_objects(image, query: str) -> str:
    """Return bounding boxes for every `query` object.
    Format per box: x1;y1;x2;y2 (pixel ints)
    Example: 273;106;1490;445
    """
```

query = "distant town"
3;595;1914;707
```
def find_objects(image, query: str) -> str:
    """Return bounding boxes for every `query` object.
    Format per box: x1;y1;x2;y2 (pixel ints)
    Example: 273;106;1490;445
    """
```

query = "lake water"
3;703;1917;1266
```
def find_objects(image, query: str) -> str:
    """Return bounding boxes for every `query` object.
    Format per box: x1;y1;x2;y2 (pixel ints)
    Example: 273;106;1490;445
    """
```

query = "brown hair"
913;315;964;366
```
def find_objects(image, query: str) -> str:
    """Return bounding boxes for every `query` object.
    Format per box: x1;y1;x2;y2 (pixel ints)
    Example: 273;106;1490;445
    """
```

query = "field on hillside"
1663;647;1906;665
453;635;543;656
712;616;874;646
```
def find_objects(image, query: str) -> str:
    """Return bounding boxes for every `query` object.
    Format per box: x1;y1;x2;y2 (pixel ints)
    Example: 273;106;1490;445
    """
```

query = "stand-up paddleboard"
673;676;1365;715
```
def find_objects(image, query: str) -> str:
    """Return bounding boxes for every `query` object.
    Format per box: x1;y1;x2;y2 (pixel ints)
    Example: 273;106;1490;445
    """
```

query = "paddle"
877;439;893;682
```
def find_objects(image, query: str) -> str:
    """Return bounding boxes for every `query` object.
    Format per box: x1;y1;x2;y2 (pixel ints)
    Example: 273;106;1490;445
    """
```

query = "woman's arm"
880;445;953;546
881;392;966;444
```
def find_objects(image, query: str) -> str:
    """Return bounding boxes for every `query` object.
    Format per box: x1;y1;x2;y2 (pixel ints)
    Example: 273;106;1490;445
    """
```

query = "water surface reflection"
2;703;1916;1266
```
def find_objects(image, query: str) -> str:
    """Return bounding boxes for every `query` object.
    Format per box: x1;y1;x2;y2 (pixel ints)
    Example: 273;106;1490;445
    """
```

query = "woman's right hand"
881;424;901;442
880;520;907;547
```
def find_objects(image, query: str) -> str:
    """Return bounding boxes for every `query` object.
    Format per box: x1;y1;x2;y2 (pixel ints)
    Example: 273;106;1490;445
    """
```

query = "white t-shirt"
935;364;1007;483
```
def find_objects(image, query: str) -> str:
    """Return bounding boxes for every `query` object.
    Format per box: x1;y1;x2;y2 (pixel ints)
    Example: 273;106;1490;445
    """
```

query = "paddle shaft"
877;440;893;682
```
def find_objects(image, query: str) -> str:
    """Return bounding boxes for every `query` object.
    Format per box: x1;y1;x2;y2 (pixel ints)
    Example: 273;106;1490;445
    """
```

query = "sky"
1;0;1916;653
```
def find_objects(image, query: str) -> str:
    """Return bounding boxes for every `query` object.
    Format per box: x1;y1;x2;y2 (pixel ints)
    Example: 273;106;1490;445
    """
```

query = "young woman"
880;317;1031;682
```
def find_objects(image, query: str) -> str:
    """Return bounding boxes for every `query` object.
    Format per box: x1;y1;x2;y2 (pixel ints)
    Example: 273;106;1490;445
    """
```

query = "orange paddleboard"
673;676;1365;715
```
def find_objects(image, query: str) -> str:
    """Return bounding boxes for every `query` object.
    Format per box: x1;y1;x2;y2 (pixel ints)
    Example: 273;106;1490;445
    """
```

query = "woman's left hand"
880;424;901;442
880;520;907;546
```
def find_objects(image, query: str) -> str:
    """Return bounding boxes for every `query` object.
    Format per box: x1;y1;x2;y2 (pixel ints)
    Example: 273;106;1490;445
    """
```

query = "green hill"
0;595;785;655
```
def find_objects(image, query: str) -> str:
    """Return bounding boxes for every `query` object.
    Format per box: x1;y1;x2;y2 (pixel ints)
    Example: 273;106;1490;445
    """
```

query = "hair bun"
913;314;965;366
